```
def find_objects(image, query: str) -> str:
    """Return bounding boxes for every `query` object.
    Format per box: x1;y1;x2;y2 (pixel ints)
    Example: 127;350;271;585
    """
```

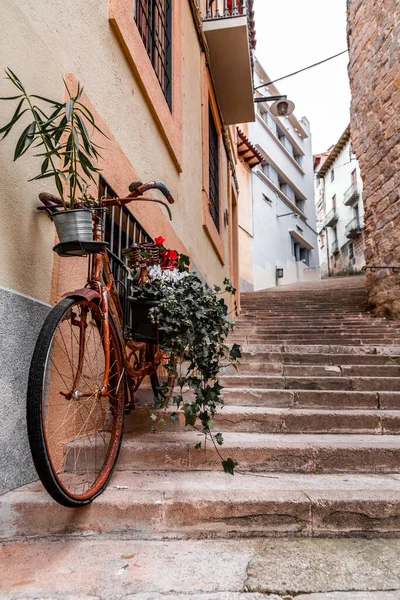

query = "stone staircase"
2;275;400;542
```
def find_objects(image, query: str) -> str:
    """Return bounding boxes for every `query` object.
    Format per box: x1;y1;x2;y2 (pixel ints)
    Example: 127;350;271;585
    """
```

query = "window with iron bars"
208;108;220;232
99;176;152;316
134;0;172;109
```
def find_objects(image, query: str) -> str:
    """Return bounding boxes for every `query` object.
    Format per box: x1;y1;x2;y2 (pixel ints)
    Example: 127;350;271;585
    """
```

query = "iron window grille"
208;108;220;231
134;0;172;109
99;176;152;320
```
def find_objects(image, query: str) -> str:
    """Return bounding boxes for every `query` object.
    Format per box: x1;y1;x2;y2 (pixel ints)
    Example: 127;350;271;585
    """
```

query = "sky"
253;0;351;155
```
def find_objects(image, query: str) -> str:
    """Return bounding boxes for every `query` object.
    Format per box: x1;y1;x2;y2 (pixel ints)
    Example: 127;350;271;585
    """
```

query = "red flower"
165;250;178;262
154;236;165;245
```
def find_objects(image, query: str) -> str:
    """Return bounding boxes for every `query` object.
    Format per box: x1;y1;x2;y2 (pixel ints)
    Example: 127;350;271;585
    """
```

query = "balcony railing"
324;208;338;228
198;0;256;124
343;183;360;206
345;216;364;239
202;0;247;19
331;239;339;254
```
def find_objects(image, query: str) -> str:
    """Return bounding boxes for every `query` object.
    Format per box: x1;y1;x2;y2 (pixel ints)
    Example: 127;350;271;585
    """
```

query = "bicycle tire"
148;344;176;402
27;297;125;508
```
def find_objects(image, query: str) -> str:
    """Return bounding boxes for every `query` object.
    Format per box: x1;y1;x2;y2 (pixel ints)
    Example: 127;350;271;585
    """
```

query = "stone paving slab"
1;538;400;599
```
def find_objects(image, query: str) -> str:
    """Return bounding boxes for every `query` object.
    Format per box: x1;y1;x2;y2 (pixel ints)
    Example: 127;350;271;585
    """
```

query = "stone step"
222;389;399;410
240;344;400;356
221;375;400;392
127;406;400;435
103;431;400;474
230;363;400;377
2;471;400;539
239;353;400;366
229;337;400;345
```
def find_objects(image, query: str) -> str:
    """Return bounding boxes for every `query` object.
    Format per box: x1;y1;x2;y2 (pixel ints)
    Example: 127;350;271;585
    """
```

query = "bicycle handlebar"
37;180;175;220
128;180;175;204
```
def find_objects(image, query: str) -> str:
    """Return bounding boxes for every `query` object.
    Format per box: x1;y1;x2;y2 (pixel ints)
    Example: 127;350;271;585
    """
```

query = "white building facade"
240;58;319;291
315;126;365;277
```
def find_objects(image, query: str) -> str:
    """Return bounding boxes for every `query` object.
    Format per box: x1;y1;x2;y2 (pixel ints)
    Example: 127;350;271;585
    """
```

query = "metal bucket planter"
52;209;93;244
128;299;161;344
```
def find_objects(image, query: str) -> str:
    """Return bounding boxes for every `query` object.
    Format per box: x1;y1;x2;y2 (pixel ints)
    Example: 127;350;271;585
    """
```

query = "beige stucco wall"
235;129;254;290
0;0;232;303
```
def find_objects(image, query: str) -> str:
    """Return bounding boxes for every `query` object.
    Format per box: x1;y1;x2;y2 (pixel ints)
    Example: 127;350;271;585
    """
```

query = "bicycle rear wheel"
147;344;176;403
27;297;125;507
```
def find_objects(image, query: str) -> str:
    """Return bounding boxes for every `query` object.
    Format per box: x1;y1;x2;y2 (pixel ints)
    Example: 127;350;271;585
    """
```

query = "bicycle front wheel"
27;297;125;507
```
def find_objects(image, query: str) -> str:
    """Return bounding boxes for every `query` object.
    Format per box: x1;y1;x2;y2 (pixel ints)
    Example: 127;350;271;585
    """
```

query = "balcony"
324;208;338;228
345;217;364;239
343;183;360;206
331;239;339;255
200;0;256;125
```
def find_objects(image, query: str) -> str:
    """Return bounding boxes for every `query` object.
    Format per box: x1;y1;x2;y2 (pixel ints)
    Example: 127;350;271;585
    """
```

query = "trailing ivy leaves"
222;458;238;475
130;271;241;474
0;68;106;209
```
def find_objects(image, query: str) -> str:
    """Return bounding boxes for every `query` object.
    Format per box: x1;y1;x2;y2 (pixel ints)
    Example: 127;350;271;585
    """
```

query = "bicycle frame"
63;214;162;407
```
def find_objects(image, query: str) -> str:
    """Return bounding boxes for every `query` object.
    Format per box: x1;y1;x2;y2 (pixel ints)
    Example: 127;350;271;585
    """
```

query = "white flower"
148;265;189;284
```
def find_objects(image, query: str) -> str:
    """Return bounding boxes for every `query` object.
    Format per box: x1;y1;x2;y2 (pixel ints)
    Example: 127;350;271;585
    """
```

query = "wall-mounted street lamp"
276;267;284;279
277;211;300;219
254;95;295;117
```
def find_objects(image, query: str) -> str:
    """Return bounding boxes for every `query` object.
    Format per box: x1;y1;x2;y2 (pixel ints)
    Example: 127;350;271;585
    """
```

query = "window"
349;241;354;260
293;149;302;166
332;194;337;210
330;168;335;182
134;0;172;108
262;162;271;179
351;168;357;187
276;126;286;145
262;193;273;206
295;194;305;212
208;108;220;231
278;175;287;195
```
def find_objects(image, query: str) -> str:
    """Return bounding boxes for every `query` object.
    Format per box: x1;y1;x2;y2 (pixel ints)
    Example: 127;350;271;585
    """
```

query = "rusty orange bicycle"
27;180;175;507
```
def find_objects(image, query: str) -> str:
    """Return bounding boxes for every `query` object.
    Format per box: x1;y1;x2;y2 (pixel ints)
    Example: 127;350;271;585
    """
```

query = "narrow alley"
2;275;400;598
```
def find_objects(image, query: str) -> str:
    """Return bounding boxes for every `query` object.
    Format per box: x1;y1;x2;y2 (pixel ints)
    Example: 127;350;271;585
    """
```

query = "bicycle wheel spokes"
41;301;123;500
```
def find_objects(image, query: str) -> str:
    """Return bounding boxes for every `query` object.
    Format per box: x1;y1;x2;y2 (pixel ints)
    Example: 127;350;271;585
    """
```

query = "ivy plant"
0;69;105;209
130;256;242;474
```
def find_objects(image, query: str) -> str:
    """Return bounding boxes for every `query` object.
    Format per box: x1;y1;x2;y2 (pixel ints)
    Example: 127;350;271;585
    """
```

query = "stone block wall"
347;0;400;316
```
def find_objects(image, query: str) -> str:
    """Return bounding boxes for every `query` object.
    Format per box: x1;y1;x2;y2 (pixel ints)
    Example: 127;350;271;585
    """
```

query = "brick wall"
347;0;400;317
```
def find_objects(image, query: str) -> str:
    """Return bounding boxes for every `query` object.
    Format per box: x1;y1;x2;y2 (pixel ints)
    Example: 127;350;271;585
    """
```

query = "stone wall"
347;0;400;316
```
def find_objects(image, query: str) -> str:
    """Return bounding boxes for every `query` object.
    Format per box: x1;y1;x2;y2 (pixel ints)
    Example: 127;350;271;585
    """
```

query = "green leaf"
76;113;92;151
30;94;62;106
54;171;64;199
5;68;25;92
65;99;74;122
150;413;157;421
0;95;24;100
0;98;25;134
169;412;179;424
13;121;36;160
222;458;238;475
230;343;242;361
194;442;202;450
185;413;197;427
41;157;49;175
215;432;223;446
71;125;79;148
